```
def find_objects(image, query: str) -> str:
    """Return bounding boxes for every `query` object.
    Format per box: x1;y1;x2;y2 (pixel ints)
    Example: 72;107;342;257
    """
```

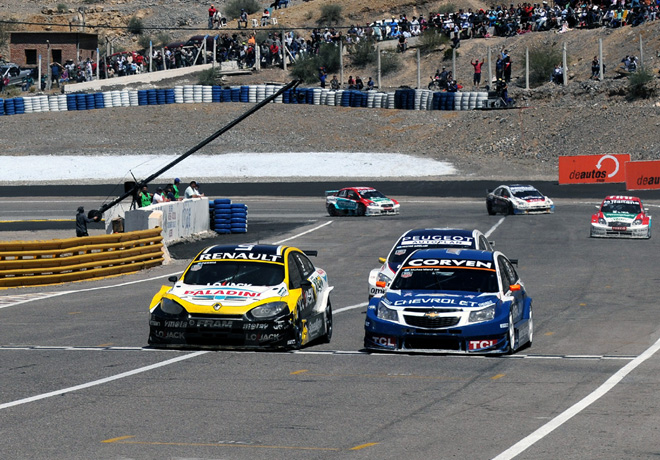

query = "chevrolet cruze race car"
325;186;400;216
367;228;494;299
487;184;554;215
148;244;333;349
590;195;651;239
364;248;533;354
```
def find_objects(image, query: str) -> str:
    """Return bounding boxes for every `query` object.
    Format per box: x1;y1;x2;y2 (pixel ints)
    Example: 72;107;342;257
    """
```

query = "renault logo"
213;303;222;311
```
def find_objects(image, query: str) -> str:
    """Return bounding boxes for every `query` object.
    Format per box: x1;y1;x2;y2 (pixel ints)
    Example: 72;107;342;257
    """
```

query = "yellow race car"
148;244;333;349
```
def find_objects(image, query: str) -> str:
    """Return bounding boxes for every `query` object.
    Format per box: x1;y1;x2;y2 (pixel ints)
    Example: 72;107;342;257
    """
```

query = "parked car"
1;63;34;86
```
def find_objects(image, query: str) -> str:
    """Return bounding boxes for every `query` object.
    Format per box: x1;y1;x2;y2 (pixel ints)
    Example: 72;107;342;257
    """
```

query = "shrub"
225;0;261;19
56;3;68;13
443;48;458;61
127;17;144;35
523;44;561;87
628;66;656;99
198;68;218;86
156;32;171;47
289;44;340;83
349;39;376;68
380;51;401;76
317;4;342;25
317;43;340;73
137;35;152;50
438;3;456;14
418;29;449;55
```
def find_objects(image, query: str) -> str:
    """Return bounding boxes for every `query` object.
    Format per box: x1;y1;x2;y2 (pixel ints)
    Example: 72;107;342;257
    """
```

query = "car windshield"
601;202;641;214
359;190;386;199
183;261;284;286
512;189;543;199
390;267;499;293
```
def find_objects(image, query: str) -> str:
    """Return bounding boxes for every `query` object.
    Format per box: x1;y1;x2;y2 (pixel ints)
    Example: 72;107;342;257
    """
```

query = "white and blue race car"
367;228;493;299
364;248;533;354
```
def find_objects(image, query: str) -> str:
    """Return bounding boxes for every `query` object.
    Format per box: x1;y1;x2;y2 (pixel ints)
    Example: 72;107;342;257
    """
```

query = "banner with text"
558;154;630;184
625;160;660;190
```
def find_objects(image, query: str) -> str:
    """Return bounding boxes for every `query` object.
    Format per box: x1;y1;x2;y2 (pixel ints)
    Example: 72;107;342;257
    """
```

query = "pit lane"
1;194;660;460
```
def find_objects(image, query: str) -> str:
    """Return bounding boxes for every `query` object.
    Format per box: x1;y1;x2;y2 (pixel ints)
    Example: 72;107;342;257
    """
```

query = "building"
9;31;98;71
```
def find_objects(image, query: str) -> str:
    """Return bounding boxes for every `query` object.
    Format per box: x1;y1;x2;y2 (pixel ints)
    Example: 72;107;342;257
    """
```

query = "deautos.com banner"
558;154;630;184
625;160;660;190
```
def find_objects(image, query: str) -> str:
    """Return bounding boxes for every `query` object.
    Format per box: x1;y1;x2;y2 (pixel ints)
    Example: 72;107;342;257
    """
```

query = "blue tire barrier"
215;205;232;211
230;203;247;208
282;89;291;104
165;88;175;104
76;93;87;110
147;89;157;105
231;228;247;233
230;211;247;217
94;93;105;109
156;88;166;105
86;93;96;109
341;91;351;107
138;90;148;106
215;211;232;217
14;97;25;114
215;198;231;205
231;217;247;223
215;229;231;234
0;98;4;116
447;92;456;110
230;87;240;102
212;86;222;103
215;224;232;229
222;88;231;102
66;94;77;111
4;98;15;115
240;85;249;102
214;219;231;225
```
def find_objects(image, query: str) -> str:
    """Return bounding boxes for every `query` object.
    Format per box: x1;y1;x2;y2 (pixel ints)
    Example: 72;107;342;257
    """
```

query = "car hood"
169;283;287;306
368;197;396;204
603;212;637;223
384;290;499;309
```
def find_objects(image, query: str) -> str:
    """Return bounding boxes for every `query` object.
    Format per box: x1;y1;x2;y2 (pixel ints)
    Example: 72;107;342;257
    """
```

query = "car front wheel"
321;300;332;343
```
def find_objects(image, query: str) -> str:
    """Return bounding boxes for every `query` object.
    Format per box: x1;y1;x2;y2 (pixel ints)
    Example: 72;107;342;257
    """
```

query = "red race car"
590;195;651;239
325;187;400;216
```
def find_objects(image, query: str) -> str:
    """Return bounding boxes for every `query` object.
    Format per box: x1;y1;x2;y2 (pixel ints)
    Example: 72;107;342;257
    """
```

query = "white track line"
492;334;660;460
0;351;208;410
273;220;333;244
485;217;506;238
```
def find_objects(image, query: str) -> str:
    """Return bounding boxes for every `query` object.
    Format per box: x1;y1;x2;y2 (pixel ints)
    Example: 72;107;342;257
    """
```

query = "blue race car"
364;248;533;354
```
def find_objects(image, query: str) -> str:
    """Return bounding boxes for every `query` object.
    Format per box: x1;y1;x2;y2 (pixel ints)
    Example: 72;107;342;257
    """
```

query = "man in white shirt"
184;181;204;199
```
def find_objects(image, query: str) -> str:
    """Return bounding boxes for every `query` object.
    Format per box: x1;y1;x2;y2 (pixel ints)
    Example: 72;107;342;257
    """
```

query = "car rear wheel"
357;203;366;216
321;300;333;343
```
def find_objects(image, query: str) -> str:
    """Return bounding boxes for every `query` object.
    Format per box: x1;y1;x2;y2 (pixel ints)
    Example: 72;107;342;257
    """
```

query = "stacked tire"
210;199;248;234
229;203;248;233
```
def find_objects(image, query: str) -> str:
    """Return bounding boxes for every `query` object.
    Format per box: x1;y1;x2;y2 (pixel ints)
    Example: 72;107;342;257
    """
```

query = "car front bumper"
149;307;296;349
364;311;511;354
513;204;554;215
590;223;650;238
365;204;400;216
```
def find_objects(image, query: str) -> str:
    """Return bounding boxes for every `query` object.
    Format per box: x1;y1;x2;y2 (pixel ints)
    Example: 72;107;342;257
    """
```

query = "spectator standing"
208;4;217;29
330;75;340;89
591;56;601;79
172;178;182;200
318;66;327;88
152;187;168;204
501;49;512;82
367;76;375;90
471;58;484;87
51;62;62;88
138;185;152;207
355;76;364;90
185;181;205;199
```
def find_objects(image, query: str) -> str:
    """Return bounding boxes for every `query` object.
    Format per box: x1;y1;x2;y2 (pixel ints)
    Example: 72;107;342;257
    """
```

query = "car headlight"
376;272;392;288
468;305;495;323
598;217;607;225
161;297;185;315
633;218;643;225
377;301;398;322
250;301;289;319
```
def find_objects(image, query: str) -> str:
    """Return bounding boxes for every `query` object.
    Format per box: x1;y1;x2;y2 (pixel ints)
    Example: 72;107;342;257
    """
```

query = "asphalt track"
2;193;660;460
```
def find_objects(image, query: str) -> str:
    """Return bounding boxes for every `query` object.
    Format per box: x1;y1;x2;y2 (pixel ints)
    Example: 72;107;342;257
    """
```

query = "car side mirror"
489;240;495;248
168;276;178;283
509;284;521;292
378;257;386;264
301;279;312;288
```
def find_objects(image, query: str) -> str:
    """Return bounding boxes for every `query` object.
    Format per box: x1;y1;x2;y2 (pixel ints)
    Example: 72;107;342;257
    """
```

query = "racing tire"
520;305;533;350
507;203;515;215
647;227;652;239
321;300;333;343
505;312;516;354
290;314;303;350
357;203;366;216
487;201;496;216
327;205;338;216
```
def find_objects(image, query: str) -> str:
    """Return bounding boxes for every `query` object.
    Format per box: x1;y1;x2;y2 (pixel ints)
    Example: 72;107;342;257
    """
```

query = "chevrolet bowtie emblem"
213;303;222;311
424;311;441;318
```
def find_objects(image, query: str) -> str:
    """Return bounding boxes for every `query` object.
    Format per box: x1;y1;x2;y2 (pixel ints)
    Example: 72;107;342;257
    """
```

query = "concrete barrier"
123;198;210;244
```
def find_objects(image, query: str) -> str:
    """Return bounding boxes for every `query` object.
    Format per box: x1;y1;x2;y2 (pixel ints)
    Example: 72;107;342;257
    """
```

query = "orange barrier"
625;160;660;190
558;154;630;184
0;228;164;288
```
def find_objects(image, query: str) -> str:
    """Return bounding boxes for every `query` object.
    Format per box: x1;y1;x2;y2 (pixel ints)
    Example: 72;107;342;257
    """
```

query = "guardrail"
0;228;164;288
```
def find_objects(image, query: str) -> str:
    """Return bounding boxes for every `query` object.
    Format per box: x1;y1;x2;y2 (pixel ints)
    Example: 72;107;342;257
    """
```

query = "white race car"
590;195;651;239
367;228;493;299
487;184;554;215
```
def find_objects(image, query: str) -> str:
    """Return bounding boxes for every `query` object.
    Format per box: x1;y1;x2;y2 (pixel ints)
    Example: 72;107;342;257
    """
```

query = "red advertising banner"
625;160;660;190
558;154;630;184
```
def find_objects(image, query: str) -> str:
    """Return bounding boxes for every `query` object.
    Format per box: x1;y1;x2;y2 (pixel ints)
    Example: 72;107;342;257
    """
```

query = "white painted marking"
485;217;506;238
273;220;333;244
492;334;660;460
334;302;368;314
0;351;208;410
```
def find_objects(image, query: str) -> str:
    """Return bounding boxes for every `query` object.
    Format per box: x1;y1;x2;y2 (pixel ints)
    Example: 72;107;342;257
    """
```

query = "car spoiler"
325;190;339;197
303;250;318;257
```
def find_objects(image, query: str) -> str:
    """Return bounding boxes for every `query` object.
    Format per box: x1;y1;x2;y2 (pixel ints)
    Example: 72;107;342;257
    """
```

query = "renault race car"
148;244;333;349
325;186;400;216
367;228;494;299
364;248;533;354
487;184;554;215
590;195;651;239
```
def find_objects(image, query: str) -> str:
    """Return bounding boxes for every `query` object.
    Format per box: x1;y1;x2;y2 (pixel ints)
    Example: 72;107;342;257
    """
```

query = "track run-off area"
2;195;660;460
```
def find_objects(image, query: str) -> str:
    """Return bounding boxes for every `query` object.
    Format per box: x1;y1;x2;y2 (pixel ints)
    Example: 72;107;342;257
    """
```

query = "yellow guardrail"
0;228;164;288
